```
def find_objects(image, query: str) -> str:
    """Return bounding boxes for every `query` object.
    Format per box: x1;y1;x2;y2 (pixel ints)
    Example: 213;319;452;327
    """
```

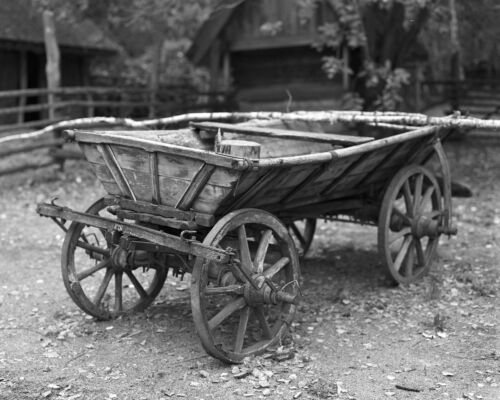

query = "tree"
316;0;431;111
31;0;214;88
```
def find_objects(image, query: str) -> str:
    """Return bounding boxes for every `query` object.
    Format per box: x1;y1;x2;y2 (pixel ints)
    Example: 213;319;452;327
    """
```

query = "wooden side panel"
81;143;242;213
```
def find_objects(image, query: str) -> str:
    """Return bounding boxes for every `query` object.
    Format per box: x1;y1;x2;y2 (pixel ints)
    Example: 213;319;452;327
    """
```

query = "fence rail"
0;85;230;133
0;86;232;177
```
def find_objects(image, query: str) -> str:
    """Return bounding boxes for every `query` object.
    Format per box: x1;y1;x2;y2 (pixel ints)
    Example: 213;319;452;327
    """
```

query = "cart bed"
74;118;447;223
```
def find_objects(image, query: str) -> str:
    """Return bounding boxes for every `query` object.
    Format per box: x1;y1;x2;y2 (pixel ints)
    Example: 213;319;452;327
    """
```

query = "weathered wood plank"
75;131;249;170
320;153;373;197
113;209;198;230
149;152;161;203
192;121;374;146
104;196;215;227
176;163;217;210
96;144;136;200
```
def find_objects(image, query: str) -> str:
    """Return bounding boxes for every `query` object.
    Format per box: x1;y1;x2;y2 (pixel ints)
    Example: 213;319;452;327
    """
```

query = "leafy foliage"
315;0;429;110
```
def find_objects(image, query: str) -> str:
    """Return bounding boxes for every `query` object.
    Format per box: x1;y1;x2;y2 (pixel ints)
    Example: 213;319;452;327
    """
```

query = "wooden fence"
0;86;232;177
421;79;500;116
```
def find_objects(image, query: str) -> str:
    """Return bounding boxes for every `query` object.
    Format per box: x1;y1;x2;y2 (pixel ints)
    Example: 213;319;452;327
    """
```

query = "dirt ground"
0;136;498;400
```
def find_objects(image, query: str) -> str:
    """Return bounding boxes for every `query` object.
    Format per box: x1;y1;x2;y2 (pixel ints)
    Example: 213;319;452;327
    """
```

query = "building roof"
187;0;245;65
0;0;119;54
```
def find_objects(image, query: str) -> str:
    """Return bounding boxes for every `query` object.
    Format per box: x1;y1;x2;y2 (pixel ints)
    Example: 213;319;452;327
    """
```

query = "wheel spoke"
253;306;272;339
388;227;411;247
254;229;273;273
76;240;109;257
403;241;415;277
402;181;414;217
393;236;412;272
77;259;110;281
414;239;426;267
419;186;435;213
238;225;253;272
234;307;250;353
392;207;411;225
93;268;113;306
125;270;148;299
263;257;290;279
413;174;423;215
115;272;123;312
208;297;246;331
205;285;244;295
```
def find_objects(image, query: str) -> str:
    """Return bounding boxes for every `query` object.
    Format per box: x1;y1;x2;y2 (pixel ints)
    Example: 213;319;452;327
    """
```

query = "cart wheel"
287;218;316;257
378;166;443;284
191;209;300;363
61;197;167;320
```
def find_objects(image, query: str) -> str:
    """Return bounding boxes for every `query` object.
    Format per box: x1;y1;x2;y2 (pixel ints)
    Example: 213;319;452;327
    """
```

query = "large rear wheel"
191;209;300;363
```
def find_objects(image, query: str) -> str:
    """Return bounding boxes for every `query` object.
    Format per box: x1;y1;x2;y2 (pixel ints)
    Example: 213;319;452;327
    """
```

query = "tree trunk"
43;10;60;121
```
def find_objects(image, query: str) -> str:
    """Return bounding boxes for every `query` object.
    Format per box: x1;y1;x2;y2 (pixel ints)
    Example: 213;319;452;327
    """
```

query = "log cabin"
0;0;119;123
187;0;363;112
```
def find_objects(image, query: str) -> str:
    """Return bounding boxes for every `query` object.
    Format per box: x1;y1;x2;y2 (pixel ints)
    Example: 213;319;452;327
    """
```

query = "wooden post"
43;10;60;121
209;40;221;106
149;39;163;118
415;62;422;112
43;10;63;169
17;51;27;124
342;48;350;91
215;140;261;158
449;0;462;111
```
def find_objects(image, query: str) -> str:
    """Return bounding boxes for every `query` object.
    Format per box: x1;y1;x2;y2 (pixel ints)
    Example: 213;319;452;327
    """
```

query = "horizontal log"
1;110;499;151
0;118;64;133
0;138;64;157
48;147;84;160
192;121;373;146
0;160;55;176
104;196;215;227
0;86;229;99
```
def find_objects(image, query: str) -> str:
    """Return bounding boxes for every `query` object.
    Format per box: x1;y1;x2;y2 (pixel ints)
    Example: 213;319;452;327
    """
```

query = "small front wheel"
191;209;300;363
61;198;167;320
378;166;443;284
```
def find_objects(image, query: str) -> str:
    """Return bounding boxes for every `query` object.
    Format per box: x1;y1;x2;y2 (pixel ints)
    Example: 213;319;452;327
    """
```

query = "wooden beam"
17;51;27;124
43;10;61;121
227;169;282;211
192;122;373;146
279;163;329;204
103;196;214;227
97;144;136;201
176;163;216;210
149;152;161;204
113;209;198;230
320;153;372;197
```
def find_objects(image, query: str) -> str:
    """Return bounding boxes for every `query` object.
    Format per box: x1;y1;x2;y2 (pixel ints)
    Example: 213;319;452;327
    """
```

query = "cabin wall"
61;53;87;86
0;44;94;124
226;0;334;51
203;0;345;110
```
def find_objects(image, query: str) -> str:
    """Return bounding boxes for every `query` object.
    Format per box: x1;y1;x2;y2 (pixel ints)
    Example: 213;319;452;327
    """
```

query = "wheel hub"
110;246;129;271
243;275;298;306
412;214;440;238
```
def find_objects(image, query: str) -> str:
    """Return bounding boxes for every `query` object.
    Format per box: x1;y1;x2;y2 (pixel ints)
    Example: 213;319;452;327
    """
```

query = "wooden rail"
421;78;500;113
0;86;232;177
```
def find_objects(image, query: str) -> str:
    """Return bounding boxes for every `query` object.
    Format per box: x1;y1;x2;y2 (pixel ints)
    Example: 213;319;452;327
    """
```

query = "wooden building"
188;0;360;111
0;0;119;123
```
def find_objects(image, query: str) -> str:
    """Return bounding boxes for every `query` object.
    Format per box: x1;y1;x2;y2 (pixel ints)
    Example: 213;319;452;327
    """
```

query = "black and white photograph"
0;1;498;399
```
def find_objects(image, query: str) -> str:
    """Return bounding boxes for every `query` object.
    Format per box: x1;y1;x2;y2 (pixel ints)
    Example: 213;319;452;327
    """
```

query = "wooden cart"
37;114;457;363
